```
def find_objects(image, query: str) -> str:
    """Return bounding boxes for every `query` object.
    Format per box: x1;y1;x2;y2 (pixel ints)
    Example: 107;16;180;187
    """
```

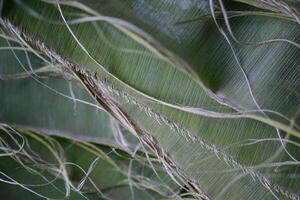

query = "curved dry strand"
263;133;291;163
110;117;130;149
271;0;300;25
210;0;299;163
241;138;300;149
175;10;296;25
10;129;93;199
0;125;25;157
137;140;178;189
1;125;45;167
242;109;300;129
218;0;300;48
214;173;247;199
187;134;300;172
0;64;63;80
22;132;73;198
1;21;58;66
234;0;300;24
127;146;139;200
62;160;112;200
0;46;36;51
24;136;105;200
181;106;300;130
38;158;155;199
88;20;164;59
289;107;300;132
13;165;64;189
0;32;21;42
14;0;72;25
22;40;44;79
0;124;79;197
189;161;300;175
54;1;200;80
79;134;180;198
217;0;299;161
0;171;55;200
1;161;67;195
0;127;77;198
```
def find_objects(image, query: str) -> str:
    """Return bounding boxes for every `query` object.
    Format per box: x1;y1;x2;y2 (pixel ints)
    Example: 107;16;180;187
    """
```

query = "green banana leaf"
0;0;299;199
0;34;139;149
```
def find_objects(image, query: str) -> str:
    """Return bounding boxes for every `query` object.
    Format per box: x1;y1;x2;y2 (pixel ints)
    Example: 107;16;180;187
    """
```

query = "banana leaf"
0;0;299;199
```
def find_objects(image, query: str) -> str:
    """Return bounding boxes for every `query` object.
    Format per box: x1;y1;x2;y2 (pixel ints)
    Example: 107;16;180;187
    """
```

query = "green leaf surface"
0;35;138;149
0;127;178;199
61;0;300;132
1;0;300;199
